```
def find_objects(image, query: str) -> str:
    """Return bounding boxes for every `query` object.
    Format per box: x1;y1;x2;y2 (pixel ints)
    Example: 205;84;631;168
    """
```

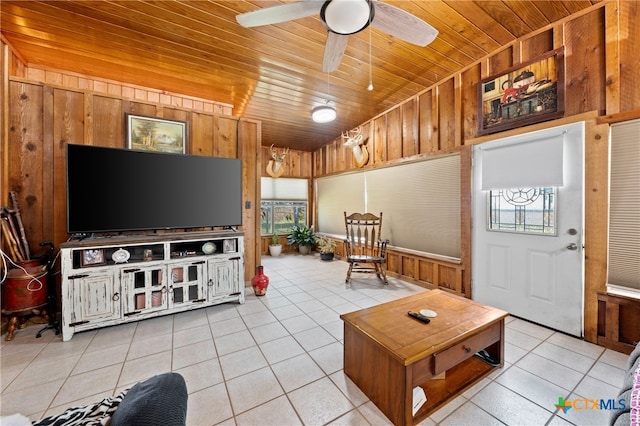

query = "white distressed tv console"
60;231;244;341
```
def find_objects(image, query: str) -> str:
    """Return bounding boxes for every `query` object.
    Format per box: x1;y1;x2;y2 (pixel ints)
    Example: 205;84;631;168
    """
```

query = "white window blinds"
261;177;308;200
608;119;640;296
316;173;365;236
366;156;460;258
480;133;564;190
316;155;460;258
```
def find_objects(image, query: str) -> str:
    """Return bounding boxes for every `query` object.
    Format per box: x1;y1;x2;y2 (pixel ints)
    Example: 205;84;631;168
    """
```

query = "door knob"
566;243;578;251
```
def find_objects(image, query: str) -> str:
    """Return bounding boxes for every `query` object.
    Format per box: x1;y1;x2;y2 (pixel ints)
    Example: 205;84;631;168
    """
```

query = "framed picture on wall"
478;48;565;136
126;114;187;154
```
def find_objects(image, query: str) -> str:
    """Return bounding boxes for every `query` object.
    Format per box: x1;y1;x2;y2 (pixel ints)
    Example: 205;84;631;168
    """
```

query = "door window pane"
488;187;556;235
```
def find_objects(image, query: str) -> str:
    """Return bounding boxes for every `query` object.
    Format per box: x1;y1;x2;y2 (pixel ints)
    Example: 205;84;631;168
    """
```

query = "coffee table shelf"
413;353;496;421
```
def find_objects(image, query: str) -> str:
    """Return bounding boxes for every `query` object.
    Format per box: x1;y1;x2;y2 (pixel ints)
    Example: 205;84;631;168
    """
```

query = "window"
260;201;307;234
316;173;365;236
488;187;556;235
261;178;308;235
316;154;460;258
607;119;640;298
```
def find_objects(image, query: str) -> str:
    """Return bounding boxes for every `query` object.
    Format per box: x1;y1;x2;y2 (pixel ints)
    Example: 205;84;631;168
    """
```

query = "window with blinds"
261;177;308;235
607;119;640;298
316;173;365;236
316;154;460;259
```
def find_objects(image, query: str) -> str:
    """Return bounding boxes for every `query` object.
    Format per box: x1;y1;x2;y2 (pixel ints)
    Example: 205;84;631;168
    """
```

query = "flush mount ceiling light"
313;71;336;123
312;104;337;123
321;0;374;35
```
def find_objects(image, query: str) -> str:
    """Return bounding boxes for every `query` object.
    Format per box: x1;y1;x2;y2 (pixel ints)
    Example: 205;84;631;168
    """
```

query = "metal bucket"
2;263;48;313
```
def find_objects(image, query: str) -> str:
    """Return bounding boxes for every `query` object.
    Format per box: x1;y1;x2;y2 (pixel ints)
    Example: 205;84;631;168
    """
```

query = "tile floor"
1;254;629;425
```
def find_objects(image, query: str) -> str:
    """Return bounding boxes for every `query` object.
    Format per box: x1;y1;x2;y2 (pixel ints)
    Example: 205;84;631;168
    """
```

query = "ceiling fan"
236;0;438;72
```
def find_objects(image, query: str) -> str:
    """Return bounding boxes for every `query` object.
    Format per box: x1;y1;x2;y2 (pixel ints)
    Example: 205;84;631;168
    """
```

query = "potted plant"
317;235;336;261
287;224;317;255
268;233;282;257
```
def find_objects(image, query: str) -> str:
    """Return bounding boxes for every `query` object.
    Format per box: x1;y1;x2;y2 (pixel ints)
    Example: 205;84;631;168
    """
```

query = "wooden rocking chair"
344;212;388;284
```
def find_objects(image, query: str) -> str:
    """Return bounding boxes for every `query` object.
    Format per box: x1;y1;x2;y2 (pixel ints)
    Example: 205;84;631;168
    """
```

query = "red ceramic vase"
251;265;269;296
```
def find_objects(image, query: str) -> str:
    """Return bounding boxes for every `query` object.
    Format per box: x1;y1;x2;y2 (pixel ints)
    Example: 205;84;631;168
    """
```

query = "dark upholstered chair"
32;373;188;426
344;212;388;284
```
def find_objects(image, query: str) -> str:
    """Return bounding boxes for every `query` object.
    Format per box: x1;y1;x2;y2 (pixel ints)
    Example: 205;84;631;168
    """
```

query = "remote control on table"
407;311;431;324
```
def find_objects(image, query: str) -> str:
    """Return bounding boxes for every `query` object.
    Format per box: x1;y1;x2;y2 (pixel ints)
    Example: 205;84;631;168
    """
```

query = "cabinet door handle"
161;285;168;294
112;292;120;301
208;278;213;287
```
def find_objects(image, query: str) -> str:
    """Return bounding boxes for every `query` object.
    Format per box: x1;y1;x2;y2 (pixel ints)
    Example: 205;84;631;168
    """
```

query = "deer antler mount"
267;145;289;178
342;127;369;168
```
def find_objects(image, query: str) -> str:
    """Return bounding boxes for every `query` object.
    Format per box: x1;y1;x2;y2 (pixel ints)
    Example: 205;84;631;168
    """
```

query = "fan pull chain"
367;16;373;91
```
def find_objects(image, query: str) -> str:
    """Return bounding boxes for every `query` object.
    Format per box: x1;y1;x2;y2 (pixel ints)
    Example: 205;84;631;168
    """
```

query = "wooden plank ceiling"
1;1;597;151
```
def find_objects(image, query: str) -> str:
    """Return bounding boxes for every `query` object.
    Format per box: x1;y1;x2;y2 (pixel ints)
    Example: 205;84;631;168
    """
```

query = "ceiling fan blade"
236;1;324;28
322;31;349;72
372;2;438;46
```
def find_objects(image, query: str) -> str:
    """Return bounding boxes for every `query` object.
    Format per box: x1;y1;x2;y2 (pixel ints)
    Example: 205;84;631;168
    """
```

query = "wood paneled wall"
598;292;640;354
2;56;262;284
15;65;233;116
315;3;638;176
312;2;640;344
259;145;313;180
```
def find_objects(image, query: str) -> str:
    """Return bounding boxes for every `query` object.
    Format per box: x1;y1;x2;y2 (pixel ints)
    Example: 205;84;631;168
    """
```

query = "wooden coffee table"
340;289;508;426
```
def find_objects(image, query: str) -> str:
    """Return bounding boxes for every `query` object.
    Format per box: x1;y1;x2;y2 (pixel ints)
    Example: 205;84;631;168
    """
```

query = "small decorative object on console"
202;241;216;254
251;265;269;296
111;248;130;264
223;239;236;253
81;249;106;267
143;249;153;261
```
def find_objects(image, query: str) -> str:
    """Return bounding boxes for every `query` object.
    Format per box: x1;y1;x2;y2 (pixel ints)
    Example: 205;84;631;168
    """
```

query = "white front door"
472;122;585;336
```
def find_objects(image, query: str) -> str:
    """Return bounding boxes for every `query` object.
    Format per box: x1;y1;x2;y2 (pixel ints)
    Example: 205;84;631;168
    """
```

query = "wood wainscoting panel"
597;292;640;355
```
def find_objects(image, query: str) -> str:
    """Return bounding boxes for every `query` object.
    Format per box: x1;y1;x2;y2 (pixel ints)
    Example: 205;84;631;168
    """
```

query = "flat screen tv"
66;144;242;234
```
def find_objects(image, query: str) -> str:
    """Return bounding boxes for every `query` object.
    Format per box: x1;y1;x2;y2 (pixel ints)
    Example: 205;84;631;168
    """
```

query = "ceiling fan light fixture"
311;104;337;123
321;0;373;35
